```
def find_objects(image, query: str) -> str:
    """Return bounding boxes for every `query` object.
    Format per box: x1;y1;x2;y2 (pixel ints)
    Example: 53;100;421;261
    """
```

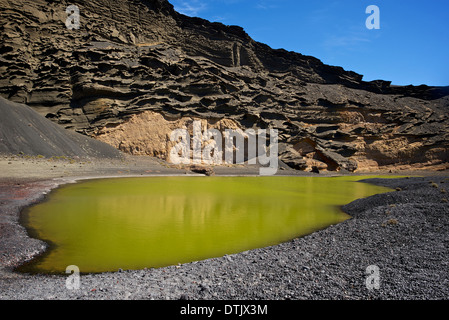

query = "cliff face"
1;0;448;171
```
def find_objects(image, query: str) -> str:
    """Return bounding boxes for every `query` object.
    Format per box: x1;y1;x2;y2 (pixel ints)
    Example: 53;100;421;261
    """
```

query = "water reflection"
19;176;392;274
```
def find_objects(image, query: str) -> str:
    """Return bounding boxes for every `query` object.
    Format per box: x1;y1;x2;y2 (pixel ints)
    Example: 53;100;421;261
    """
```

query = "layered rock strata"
1;0;448;171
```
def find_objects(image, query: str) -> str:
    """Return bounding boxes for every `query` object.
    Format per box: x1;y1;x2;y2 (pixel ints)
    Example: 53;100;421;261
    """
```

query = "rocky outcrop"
94;110;242;160
0;0;448;171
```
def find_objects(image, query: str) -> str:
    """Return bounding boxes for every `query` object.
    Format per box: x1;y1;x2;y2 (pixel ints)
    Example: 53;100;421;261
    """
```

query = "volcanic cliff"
1;0;448;172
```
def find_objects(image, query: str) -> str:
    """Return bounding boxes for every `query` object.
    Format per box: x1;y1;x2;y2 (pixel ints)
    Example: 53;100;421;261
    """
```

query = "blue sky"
169;0;449;86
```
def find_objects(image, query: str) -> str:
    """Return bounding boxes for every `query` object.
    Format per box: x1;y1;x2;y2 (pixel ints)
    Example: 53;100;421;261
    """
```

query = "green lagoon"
19;176;393;274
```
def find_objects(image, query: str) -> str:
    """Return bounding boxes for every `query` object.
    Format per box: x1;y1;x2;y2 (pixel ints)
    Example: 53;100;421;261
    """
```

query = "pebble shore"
0;157;448;300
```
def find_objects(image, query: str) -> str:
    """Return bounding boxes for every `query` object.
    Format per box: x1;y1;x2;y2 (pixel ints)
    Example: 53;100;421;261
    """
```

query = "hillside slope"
0;96;123;159
0;0;448;171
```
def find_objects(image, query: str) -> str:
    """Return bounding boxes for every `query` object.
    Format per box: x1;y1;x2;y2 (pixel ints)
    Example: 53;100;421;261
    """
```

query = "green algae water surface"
19;176;392;274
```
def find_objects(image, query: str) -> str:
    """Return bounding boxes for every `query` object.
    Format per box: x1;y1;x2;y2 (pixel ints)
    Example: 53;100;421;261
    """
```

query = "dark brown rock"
189;165;215;176
0;0;448;172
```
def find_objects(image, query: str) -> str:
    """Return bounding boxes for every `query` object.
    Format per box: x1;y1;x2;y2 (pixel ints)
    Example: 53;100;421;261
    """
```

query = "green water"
19;176;393;274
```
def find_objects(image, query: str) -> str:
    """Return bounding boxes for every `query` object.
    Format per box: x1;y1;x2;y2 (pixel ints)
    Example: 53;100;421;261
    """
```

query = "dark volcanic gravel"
0;176;448;300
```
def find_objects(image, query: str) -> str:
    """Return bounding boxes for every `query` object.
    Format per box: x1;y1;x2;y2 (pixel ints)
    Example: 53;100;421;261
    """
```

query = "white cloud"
171;0;208;17
323;33;371;49
255;0;279;10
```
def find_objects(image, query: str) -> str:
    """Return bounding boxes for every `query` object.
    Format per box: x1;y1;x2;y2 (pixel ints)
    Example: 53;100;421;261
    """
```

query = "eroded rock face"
94;110;242;161
1;0;448;171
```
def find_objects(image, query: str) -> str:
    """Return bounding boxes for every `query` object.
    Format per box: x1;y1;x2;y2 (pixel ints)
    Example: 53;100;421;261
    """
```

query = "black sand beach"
0;156;448;300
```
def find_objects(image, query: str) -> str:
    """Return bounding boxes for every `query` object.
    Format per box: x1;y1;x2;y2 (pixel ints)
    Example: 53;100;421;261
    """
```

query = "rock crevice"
0;0;448;171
